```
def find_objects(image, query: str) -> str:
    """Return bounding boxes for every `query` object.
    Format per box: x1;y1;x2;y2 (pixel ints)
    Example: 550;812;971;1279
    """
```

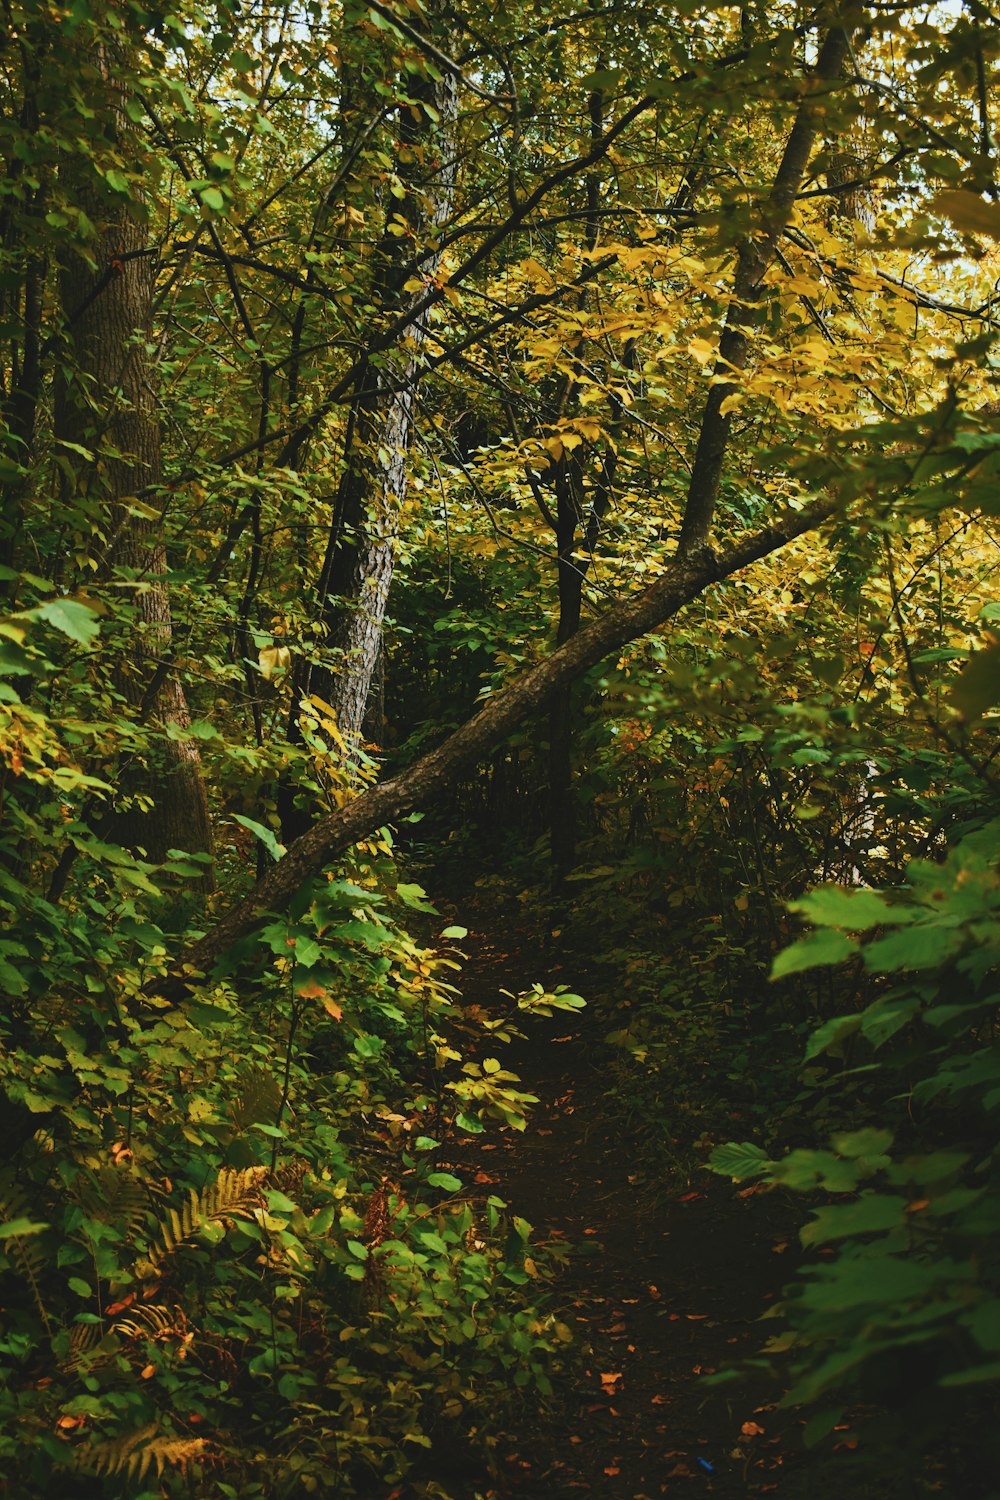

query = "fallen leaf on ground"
741;1421;765;1437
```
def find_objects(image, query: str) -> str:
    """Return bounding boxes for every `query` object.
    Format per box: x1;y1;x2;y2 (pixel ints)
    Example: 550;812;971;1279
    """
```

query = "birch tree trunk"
308;26;458;751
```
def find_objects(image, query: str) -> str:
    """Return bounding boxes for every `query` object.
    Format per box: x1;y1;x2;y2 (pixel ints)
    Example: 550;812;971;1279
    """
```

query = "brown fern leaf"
83;1424;207;1483
114;1303;189;1344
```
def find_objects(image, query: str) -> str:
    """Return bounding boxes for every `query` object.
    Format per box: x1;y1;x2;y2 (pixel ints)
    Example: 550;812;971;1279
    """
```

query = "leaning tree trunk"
56;41;212;869
310;24;458;752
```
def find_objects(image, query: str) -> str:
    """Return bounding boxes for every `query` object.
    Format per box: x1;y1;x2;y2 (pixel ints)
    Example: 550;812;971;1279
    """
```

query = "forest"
0;0;998;1493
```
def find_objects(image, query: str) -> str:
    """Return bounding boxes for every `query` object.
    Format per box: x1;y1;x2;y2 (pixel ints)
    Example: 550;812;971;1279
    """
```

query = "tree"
54;27;213;868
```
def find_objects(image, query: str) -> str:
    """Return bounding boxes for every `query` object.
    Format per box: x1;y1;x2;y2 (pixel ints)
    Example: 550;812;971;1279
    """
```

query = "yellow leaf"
258;644;290;679
688;337;715;365
932;190;1000;241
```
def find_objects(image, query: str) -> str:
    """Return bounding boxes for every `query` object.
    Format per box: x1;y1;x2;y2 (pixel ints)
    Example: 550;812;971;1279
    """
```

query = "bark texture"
57;43;212;868
678;17;856;553
309;30;458;750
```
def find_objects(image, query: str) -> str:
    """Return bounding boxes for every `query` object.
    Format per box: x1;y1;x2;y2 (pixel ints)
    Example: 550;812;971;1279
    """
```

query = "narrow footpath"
436;907;879;1500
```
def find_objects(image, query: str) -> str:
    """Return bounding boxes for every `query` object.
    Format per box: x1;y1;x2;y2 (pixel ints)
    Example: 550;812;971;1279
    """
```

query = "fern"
229;1065;282;1132
65;1321;101;1366
0;1172;52;1333
70;1165;147;1241
143;1167;266;1271
114;1303;190;1344
83;1424;207;1482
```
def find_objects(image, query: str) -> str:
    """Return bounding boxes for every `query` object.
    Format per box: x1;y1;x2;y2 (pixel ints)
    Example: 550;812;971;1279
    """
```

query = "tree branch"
165;493;841;991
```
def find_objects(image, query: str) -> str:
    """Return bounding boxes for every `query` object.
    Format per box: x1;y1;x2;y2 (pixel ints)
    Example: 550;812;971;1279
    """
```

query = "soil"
423;903;923;1500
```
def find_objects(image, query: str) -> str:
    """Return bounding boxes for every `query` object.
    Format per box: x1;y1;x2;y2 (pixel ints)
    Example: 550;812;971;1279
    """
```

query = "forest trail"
436;905;869;1500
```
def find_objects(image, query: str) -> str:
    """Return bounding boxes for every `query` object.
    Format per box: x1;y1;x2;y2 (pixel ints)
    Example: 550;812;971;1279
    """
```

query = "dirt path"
438;909;871;1500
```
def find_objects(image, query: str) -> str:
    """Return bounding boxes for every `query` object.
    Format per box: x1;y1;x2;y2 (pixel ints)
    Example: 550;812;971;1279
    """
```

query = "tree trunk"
547;77;605;880
56;41;212;870
307;25;458;752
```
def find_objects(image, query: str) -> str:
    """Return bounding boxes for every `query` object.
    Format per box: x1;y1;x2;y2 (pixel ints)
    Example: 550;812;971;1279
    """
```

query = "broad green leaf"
791;886;895;930
863;924;964;974
772;929;856;979
427;1171;462;1192
233;814;285;862
396;882;436;912
0;1218;48;1239
804;1014;861;1060
800;1194;906;1246
708;1140;772;1181
830;1128;893;1158
32;598;101;647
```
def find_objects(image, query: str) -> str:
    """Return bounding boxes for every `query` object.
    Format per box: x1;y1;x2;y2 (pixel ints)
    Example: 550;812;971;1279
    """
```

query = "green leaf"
792;886;895;930
427;1171;462;1192
800;1194;906;1246
32;597;101;647
233;815;285;861
772;929;856;979
863;924;964;974
831;1128;893;1158
708;1141;772;1181
293;935;321;967
396;882;436;912
804;1013;862;1060
0;1218;48;1239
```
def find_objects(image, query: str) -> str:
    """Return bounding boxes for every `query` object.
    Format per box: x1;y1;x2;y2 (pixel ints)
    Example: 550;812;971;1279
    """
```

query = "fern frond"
70;1166;147;1241
229;1065;282;1132
114;1303;189;1343
0;1171;51;1333
144;1167;266;1269
84;1424;207;1482
62;1321;101;1371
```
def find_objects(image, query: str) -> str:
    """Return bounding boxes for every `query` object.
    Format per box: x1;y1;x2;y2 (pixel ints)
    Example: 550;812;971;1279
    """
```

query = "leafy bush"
711;817;1000;1434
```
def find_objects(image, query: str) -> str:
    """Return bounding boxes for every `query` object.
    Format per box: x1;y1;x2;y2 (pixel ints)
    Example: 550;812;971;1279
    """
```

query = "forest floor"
424;896;923;1500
